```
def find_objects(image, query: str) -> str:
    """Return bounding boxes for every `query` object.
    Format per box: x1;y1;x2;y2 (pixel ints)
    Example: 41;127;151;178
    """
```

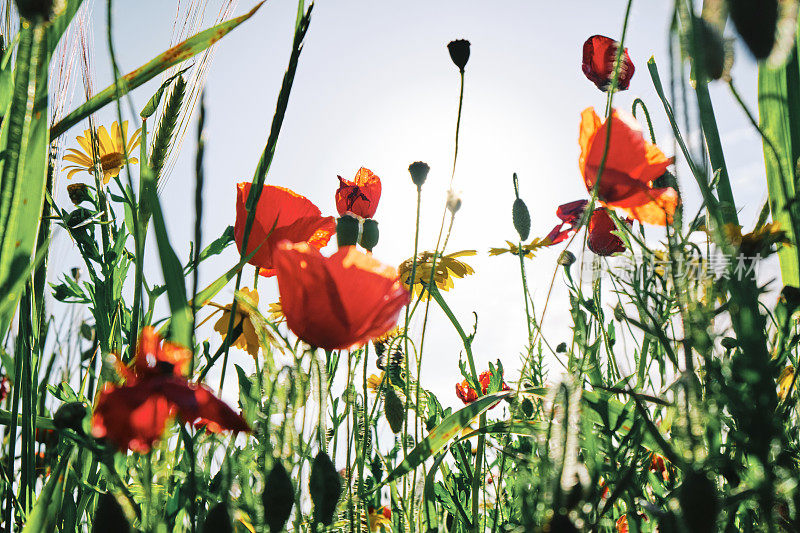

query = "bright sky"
48;0;775;408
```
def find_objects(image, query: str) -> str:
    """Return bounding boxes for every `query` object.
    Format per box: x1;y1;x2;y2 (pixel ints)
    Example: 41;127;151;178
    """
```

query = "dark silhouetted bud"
408;161;430;188
678;470;719;532
447;39;470;71
92;493;130;533
729;0;778;60
310;452;342;526
67;183;91;205
336;215;360;248
15;0;61;21
384;387;404;434
202;503;233;533
263;461;294;533
512;198;530;241
556;342;567;353
360;219;379;251
54;402;87;432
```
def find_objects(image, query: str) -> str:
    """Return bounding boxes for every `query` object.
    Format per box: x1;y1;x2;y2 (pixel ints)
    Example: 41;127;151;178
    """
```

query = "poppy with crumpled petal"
91;327;249;453
587;208;629;256
582;35;634;91
335;167;382;219
273;242;409;351
234;183;335;277
455;370;510;405
579;107;678;225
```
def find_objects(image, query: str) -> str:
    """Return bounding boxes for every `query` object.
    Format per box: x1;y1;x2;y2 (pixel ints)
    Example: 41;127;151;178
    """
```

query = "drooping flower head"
579;107;678;225
335;168;382;219
546;199;589;245
455;370;510;405
210;288;263;358
235;183;335;277
63;121;141;184
273;242;410;350
582;35;635;91
545;200;630;256
91;327;249;453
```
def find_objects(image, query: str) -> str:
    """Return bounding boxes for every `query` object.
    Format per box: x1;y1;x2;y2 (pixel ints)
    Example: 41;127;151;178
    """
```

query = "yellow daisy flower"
211;287;261;358
367;372;385;394
63;121;142;184
398;250;476;300
488;237;549;258
267;300;285;323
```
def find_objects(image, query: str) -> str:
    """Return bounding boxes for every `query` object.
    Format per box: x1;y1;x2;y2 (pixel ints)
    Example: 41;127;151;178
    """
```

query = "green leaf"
51;1;265;138
22;447;72;532
376;389;513;489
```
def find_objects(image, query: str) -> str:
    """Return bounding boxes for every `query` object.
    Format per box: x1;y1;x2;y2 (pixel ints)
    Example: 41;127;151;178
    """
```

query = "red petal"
91;382;173;453
160;380;250;433
582;35;635;91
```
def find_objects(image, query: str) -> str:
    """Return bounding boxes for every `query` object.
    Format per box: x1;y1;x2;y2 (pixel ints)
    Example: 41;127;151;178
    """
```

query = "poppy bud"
512;198;531;241
360;219;379;252
202;502;233;533
678;470;719;532
691;19;734;81
262;461;295;533
446;189;462;214
15;0;61;21
54;401;87;432
310;452;342;526
92;493;130;533
336;215;360;248
729;0;778;60
67;183;92;205
447;39;470;72
408;161;430;188
384;387;404;434
558;251;576;266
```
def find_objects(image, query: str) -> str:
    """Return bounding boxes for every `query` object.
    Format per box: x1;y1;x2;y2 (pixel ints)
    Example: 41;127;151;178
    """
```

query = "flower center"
100;152;124;173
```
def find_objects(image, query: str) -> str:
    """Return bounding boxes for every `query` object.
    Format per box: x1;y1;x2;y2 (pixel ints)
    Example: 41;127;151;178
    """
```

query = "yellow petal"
66;167;86;180
97;125;114;156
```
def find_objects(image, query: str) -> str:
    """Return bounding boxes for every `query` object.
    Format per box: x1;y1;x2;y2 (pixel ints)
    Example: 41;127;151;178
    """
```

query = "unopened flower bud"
557;250;576;266
446;189;462;214
54;402;87;432
93;493;130;532
15;0;63;21
447;39;471;72
512;198;531;241
408;161;430;188
67;183;91;205
360;219;379;251
336;215;360;248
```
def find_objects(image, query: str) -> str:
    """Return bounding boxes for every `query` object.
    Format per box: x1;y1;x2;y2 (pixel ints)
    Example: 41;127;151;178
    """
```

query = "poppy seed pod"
408;161;430;188
558;250;576;267
336;214;360;248
512;198;531;241
447;39;471;71
360;219;379;251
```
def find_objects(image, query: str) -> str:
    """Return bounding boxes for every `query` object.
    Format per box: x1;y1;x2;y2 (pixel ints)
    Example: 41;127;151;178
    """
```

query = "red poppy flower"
616;515;628;533
455;370;511;405
335;167;382;219
582;35;634;91
91;327;249;453
235;183;335;277
273;242;409;350
579;107;678;225
587;208;629;256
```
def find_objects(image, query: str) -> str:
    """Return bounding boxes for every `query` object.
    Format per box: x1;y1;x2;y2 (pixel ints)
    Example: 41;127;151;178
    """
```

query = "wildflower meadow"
1;0;800;531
